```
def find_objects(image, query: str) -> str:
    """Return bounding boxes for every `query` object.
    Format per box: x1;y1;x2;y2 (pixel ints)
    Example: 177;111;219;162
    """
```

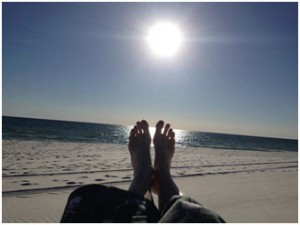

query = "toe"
130;128;136;136
136;122;142;134
141;120;149;128
167;128;173;139
129;128;136;140
129;129;136;148
133;125;138;135
141;120;150;136
170;139;175;148
171;131;175;140
163;124;171;136
155;120;164;135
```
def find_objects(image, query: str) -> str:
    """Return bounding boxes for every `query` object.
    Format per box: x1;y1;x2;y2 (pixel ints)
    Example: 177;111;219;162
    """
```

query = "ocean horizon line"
3;115;297;141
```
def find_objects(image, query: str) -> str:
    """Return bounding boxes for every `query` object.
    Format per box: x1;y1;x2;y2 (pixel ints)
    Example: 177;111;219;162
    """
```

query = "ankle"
155;167;172;178
133;167;152;180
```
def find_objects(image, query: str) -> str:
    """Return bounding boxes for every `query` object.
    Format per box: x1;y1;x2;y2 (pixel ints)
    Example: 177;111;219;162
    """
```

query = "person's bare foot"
128;120;152;196
153;120;175;172
152;120;179;211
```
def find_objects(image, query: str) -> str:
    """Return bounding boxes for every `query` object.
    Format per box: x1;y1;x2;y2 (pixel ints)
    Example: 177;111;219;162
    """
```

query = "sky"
3;2;298;139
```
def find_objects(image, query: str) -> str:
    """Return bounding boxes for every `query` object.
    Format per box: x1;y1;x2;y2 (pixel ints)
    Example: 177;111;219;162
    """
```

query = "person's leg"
128;120;152;196
152;120;179;212
151;121;226;223
159;195;226;223
61;184;160;223
61;120;159;222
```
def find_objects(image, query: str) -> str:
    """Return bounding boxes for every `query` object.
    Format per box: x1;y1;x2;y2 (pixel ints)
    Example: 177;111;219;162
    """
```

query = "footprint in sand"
66;181;76;185
95;179;104;182
105;174;118;178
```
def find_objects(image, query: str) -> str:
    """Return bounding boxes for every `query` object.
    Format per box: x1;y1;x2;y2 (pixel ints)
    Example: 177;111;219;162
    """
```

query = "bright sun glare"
147;22;183;57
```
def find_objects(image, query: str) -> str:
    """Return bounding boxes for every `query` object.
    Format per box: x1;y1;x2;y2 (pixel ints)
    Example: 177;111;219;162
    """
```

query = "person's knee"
159;196;225;223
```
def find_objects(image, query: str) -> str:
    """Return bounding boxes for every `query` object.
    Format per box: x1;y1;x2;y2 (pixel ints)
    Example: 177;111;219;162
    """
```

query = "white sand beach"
2;140;298;223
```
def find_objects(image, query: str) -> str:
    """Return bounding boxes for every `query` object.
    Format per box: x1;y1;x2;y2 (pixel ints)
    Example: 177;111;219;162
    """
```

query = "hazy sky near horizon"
3;2;298;139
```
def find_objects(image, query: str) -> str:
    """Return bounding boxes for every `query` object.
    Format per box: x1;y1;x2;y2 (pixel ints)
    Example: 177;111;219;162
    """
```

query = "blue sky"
3;2;298;139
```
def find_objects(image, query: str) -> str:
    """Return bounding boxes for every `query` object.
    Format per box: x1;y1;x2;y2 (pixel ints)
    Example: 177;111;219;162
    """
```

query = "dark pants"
61;184;225;223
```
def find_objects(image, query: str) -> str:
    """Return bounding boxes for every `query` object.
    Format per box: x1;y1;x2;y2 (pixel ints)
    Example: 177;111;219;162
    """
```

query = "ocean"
2;116;298;152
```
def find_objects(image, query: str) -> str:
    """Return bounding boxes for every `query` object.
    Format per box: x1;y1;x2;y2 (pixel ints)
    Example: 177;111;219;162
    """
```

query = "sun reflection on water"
127;125;184;147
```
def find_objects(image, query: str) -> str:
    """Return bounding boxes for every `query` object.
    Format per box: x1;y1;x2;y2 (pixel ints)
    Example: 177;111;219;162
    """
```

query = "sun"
147;22;183;57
